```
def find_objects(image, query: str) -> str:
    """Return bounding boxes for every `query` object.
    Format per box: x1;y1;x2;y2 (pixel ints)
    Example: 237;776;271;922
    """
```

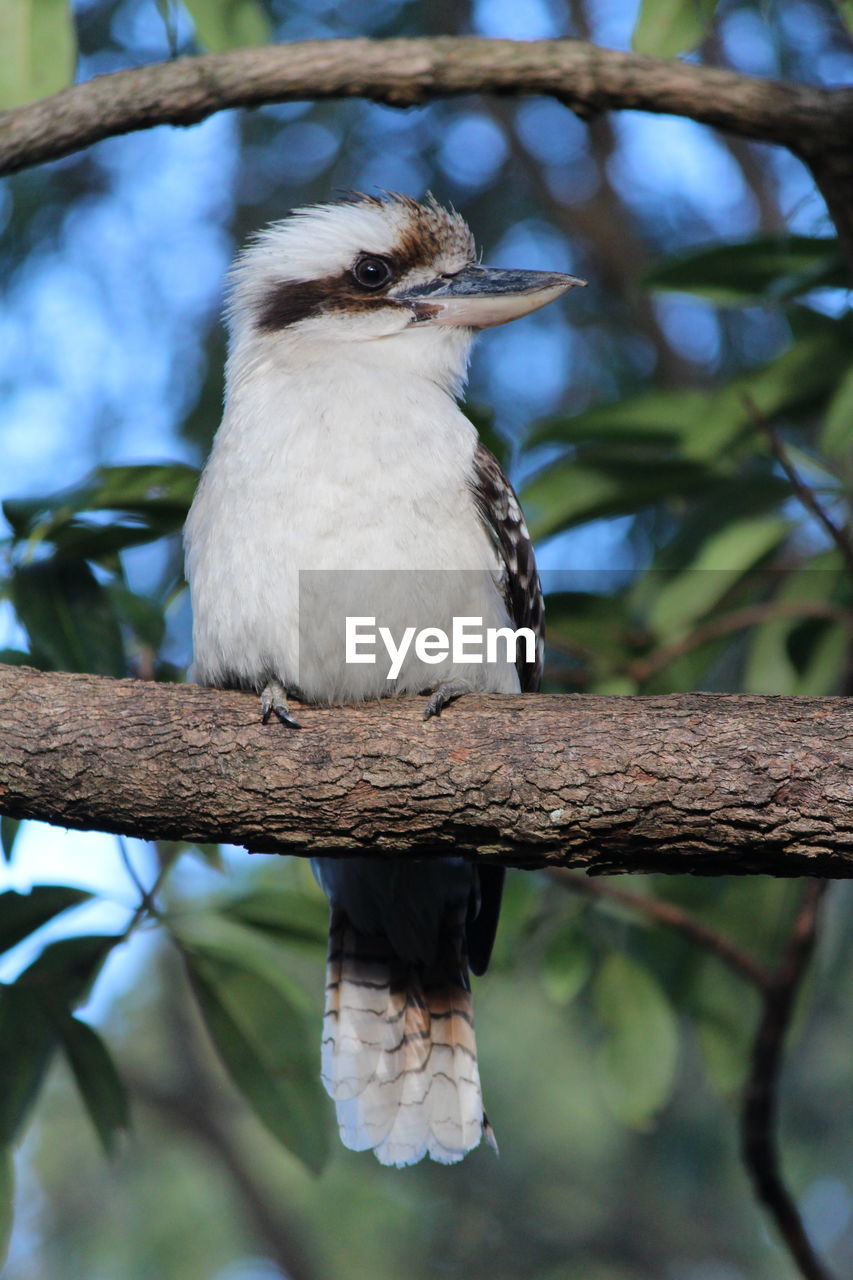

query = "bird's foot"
422;680;472;721
260;679;301;729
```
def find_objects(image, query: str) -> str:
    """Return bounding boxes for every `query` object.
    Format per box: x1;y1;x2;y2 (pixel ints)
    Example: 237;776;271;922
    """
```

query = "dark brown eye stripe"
255;271;399;331
256;276;337;330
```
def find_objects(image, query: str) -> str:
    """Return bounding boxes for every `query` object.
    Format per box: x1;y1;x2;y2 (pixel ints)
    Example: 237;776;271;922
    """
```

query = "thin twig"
550;869;771;988
741;880;834;1280
118;845;174;942
116;834;149;903
746;394;853;579
624;600;853;684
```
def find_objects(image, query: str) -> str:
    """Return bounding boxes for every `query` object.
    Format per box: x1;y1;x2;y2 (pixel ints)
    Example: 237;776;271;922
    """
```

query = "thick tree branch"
1;38;851;265
0;664;850;874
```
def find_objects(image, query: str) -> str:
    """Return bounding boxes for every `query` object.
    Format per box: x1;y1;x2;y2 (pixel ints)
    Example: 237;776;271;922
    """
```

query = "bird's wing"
468;439;544;694
466;440;544;976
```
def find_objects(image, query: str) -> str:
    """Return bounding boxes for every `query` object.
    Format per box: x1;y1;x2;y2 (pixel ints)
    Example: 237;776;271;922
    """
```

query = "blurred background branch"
551;869;772;986
742;880;833;1280
554;867;836;1279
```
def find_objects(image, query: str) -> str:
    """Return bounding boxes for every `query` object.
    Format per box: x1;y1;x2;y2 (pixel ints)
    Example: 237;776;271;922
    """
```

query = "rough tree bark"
0;665;850;874
1;38;852;269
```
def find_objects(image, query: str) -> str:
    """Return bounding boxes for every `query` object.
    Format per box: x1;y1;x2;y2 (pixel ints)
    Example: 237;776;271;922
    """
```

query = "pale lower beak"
397;264;586;328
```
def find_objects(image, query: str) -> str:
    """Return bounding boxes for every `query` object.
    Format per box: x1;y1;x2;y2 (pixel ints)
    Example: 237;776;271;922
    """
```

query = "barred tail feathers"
321;908;492;1166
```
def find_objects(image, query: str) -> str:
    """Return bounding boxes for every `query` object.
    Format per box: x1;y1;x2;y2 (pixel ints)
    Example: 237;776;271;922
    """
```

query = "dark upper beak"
395;263;586;328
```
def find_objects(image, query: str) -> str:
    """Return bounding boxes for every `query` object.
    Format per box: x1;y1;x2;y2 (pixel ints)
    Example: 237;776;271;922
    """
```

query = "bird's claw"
422;681;471;721
260;679;301;729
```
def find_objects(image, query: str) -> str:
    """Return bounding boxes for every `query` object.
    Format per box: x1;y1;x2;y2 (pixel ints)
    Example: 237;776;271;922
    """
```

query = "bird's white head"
227;192;584;394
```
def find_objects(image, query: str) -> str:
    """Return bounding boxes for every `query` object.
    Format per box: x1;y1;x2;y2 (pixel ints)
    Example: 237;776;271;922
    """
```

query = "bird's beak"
397;263;586;329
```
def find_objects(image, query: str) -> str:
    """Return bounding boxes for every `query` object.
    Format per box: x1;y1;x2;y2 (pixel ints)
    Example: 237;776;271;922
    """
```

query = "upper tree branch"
0;664;850;874
1;38;852;265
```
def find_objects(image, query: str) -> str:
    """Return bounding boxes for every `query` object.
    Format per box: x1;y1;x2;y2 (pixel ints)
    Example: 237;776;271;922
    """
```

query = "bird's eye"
352;256;392;290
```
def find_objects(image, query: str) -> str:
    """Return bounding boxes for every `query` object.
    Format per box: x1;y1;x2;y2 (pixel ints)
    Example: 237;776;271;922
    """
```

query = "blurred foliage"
182;0;272;49
0;0;76;109
1;0;853;1278
632;0;717;56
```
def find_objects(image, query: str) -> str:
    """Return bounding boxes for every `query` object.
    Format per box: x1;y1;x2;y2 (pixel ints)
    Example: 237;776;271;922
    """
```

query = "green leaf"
723;329;849;427
186;0;272;50
821;365;853;457
593;951;679;1128
527;388;706;450
220;889;329;951
0;985;56;1144
683;325;852;460
0;818;22;865
642;235;846;305
3;463;198;541
530;322;849;467
544;591;638;668
646;475;792;575
522;455;712;542
0;1147;12;1270
743;614;799;694
838;0;853;38
0;651;31;667
109;585;167;651
184;946;329;1172
0;886;92;955
646;515;790;639
82;463;199;521
54;1014;129;1156
790;618;848;696
591;675;638;694
541;928;591;1006
161;840;224;873
0;0;76;109
0;935;120;1144
743;551;848;695
170;911;319;990
11;557;126;676
632;0;715;57
695;959;759;1094
18;934;120;1006
38;520;168;563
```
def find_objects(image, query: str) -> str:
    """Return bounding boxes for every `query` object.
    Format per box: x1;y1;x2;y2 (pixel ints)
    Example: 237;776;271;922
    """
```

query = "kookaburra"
185;193;583;1166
